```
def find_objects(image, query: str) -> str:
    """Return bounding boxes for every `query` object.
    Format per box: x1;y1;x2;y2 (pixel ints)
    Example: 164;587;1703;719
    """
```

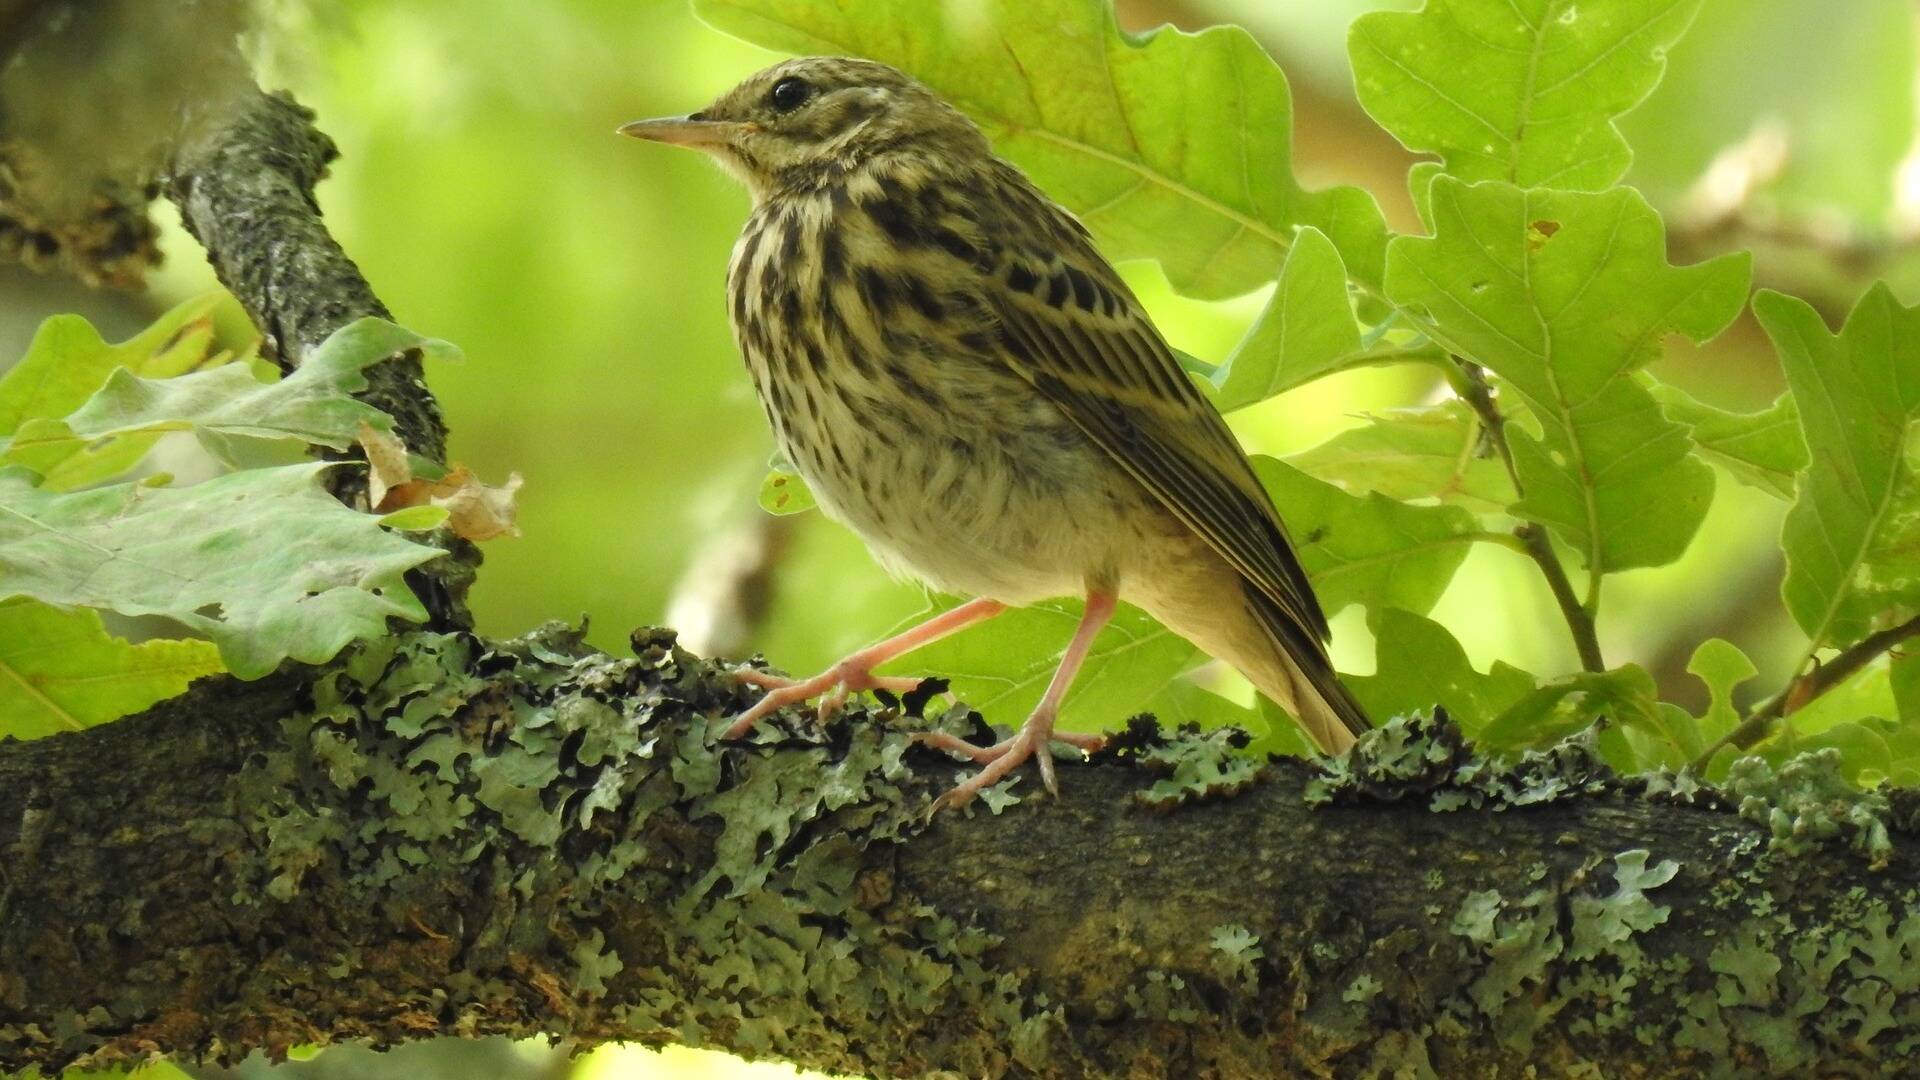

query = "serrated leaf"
1287;400;1517;514
0;597;224;740
3;317;457;481
1649;381;1805;500
1686;637;1757;746
694;0;1389;300
758;468;817;516
886;597;1197;734
1348;608;1537;734
0;462;442;679
1210;227;1362;411
1386;179;1749;572
1254;457;1482;618
1351;0;1704;190
1758;286;1920;652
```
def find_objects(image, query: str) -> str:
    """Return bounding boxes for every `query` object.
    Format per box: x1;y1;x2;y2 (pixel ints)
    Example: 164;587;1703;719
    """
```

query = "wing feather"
976;179;1332;645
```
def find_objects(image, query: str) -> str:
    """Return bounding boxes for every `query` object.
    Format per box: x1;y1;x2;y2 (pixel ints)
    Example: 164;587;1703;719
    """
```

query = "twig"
1691;613;1920;772
1452;361;1606;672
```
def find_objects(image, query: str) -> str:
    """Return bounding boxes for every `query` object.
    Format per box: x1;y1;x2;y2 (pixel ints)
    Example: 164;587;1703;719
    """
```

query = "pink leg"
723;597;1007;738
922;590;1117;808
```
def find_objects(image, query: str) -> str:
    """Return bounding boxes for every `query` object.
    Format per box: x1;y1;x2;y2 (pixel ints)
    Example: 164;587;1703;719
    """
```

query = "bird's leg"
723;597;1007;738
923;590;1116;808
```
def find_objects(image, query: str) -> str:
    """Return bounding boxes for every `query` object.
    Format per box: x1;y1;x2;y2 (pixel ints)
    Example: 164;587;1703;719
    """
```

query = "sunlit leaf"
1759;285;1920;652
3;318;458;483
1685;637;1758;747
758;468;817;516
0;597;223;741
0;293;241;489
1894;652;1920;723
1286;400;1516;514
0;463;442;679
1255;457;1482;618
1210;227;1361;411
1348;608;1536;735
1351;0;1705;189
1649;381;1804;500
1385;179;1749;572
695;0;1390;300
888;598;1197;735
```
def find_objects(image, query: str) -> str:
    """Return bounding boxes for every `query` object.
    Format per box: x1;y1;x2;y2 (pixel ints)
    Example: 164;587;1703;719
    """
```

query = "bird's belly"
767;362;1143;603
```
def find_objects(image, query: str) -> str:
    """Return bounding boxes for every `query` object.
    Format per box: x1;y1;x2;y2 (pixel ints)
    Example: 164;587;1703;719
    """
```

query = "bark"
3;627;1920;1080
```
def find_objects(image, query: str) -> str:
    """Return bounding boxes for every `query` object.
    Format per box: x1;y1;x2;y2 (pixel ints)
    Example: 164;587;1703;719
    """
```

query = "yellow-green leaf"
0;598;222;740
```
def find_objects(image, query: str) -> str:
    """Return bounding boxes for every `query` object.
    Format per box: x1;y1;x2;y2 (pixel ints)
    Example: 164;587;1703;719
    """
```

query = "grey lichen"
1305;711;1614;811
1724;749;1894;868
1127;723;1265;810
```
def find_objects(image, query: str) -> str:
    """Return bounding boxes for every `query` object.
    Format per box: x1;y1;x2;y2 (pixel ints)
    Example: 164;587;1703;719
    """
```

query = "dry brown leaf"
356;421;413;510
354;422;521;540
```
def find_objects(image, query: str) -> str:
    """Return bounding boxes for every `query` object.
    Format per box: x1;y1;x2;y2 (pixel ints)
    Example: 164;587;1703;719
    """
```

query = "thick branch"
4;628;1918;1079
164;89;476;628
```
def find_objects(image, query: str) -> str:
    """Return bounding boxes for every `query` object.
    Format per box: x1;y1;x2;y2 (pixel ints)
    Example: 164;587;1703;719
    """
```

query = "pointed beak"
617;115;753;148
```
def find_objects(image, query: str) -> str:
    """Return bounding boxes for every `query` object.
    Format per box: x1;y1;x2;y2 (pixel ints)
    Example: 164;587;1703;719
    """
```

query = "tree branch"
3;628;1919;1079
1452;361;1607;672
164;88;477;629
1694;613;1920;770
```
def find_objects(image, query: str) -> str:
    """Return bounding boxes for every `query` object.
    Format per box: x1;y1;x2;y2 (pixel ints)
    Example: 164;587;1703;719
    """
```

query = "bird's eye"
769;76;813;113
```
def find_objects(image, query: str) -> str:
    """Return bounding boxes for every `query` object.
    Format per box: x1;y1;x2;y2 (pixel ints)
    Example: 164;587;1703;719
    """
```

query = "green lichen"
215;622;1065;1075
1128;724;1264;809
1305;711;1613;811
1725;750;1893;868
1208;924;1263;991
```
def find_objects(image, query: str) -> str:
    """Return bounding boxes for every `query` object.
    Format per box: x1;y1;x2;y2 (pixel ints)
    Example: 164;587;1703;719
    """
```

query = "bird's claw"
723;664;924;739
920;722;1106;811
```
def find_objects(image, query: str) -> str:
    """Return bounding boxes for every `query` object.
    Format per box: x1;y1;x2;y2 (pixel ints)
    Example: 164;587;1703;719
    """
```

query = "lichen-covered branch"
3;629;1919;1080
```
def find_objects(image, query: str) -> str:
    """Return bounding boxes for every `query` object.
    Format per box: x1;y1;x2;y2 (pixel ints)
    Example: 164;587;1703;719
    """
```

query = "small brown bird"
622;57;1369;806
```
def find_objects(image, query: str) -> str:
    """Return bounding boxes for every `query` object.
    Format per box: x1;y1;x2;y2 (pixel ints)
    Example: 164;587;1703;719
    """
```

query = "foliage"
0;309;451;734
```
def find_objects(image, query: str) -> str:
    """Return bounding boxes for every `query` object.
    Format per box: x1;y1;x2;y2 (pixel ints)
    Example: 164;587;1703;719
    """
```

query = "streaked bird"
621;57;1369;806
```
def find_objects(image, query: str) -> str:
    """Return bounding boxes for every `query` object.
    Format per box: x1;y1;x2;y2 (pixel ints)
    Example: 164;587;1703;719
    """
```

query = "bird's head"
619;57;988;199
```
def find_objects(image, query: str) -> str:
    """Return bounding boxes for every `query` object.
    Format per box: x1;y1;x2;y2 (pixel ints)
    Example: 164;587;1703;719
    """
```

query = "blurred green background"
9;0;1919;1076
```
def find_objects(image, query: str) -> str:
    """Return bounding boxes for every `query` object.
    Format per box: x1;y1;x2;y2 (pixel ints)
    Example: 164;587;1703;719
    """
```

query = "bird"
620;57;1370;807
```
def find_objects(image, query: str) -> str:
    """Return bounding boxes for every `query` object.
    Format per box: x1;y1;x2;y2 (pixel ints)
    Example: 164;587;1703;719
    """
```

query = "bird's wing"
974;179;1331;646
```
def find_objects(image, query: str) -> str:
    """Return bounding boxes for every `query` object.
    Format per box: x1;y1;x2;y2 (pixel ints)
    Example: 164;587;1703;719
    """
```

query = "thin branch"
1452;360;1607;672
1692;613;1920;771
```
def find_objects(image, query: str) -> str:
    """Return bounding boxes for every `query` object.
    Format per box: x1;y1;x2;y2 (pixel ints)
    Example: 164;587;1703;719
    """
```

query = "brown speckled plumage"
624;57;1368;800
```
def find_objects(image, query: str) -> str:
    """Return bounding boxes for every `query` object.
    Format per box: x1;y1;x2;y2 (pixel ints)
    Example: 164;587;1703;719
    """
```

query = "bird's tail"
1240;586;1371;755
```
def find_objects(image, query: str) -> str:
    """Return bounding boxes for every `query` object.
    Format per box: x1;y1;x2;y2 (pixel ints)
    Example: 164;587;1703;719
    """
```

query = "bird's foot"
920;714;1106;810
724;663;925;738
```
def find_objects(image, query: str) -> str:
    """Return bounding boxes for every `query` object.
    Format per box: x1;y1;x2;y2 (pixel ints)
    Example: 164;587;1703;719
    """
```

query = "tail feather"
1241;585;1370;754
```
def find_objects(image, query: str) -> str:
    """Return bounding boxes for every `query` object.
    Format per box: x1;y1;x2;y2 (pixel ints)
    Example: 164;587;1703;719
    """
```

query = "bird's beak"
617;116;753;148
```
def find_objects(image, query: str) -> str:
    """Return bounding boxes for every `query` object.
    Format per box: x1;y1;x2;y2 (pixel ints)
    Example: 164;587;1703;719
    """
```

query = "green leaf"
0;294;240;490
1758;285;1920;652
1480;663;1691;768
0;292;232;436
3;317;457;483
1893;652;1920;724
1287;400;1517;514
1347;608;1537;735
1756;717;1920;789
758;467;817;516
0;598;223;741
1210;227;1362;411
0;463;442;679
1649;381;1805;500
888;598;1197;734
1254;457;1483;618
376;504;451;531
1351;0;1705;189
694;0;1389;300
1686;637;1758;746
1385;179;1749;572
